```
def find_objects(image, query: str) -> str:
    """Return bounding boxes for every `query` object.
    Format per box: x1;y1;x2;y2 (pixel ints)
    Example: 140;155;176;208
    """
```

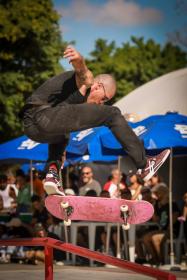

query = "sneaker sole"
143;149;170;181
44;182;65;196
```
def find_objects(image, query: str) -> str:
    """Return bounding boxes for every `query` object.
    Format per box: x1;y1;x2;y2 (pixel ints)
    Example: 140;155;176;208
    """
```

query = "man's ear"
94;83;100;91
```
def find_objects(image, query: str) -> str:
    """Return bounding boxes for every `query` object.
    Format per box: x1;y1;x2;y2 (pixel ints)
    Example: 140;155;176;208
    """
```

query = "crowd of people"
0;165;186;266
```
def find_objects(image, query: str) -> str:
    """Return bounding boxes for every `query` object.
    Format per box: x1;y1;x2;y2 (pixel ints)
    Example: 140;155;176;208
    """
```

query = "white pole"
30;160;33;196
116;156;122;258
169;148;175;266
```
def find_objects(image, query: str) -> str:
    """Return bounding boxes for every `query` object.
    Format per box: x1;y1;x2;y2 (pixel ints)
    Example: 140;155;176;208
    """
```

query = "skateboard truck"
120;205;130;230
60;201;74;226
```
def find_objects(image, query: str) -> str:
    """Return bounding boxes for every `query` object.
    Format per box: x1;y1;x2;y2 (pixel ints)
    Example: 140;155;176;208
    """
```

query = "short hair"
82;166;93;172
94;74;116;96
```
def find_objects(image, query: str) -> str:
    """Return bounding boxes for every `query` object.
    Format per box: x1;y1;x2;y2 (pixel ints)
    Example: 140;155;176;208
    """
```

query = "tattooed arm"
63;46;94;95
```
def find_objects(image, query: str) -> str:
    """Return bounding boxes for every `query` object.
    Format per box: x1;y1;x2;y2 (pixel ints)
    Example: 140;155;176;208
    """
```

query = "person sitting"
137;183;180;265
16;171;31;213
31;195;50;228
0;174;17;213
25;223;66;265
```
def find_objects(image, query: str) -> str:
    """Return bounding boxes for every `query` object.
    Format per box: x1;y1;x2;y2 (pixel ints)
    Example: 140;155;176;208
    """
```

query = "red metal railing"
0;238;176;280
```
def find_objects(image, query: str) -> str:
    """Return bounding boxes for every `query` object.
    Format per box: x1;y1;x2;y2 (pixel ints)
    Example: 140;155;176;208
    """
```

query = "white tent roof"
114;68;187;121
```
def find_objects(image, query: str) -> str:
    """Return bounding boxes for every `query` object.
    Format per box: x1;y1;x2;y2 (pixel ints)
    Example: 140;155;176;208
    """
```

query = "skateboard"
45;195;154;230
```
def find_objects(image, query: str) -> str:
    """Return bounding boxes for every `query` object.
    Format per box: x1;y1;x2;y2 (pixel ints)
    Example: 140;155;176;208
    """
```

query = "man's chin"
83;179;89;184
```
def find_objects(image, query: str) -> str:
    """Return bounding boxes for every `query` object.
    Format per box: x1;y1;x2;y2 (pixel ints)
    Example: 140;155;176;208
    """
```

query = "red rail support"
0;238;176;280
44;246;53;280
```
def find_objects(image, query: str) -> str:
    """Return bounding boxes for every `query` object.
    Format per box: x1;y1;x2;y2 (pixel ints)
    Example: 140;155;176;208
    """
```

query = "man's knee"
110;106;122;118
106;106;123;126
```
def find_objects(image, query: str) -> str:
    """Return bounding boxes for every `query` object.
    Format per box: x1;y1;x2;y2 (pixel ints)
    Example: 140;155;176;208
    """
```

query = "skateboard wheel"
61;201;69;208
64;219;71;226
120;205;128;212
122;223;130;230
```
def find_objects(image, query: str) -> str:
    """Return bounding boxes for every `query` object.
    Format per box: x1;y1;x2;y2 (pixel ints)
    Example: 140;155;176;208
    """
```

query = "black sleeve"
48;72;88;105
64;89;87;104
24;71;88;107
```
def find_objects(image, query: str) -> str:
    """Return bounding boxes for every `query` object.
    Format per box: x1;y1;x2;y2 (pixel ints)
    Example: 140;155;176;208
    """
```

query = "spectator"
79;166;101;196
178;192;187;221
103;168;126;198
6;171;18;195
128;174;144;200
0;195;4;212
47;215;64;240
120;188;132;200
178;192;187;242
100;190;110;198
85;189;97;197
0;223;9;263
141;187;155;204
16;172;31;213
138;184;180;265
25;223;65;265
32;169;45;198
146;173;162;189
31;195;50;228
0;174;17;212
3;217;33;263
6;217;32;238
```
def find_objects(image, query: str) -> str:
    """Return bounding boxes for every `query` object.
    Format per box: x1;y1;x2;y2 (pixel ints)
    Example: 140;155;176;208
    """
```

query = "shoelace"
47;168;59;181
146;159;156;172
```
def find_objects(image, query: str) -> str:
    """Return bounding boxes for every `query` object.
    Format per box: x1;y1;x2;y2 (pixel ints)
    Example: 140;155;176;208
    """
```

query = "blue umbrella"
0;135;89;164
0;127;117;165
1;112;186;164
100;112;187;153
68;127;117;163
0;135;48;164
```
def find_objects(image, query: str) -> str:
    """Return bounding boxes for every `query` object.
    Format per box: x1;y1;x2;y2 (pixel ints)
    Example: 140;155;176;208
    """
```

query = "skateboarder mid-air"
22;46;170;195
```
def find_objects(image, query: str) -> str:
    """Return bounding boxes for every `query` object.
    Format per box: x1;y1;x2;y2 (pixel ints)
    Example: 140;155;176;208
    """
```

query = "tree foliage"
1;1;187;143
0;0;65;142
86;37;187;103
168;0;187;49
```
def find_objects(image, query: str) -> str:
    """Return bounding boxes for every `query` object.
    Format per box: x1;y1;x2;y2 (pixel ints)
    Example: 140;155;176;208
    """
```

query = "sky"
54;0;187;70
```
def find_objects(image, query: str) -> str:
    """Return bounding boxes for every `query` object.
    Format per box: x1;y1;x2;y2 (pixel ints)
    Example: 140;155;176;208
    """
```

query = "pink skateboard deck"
45;195;154;225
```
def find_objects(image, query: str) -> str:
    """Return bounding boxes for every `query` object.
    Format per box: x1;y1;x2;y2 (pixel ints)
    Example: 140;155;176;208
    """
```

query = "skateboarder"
22;46;170;195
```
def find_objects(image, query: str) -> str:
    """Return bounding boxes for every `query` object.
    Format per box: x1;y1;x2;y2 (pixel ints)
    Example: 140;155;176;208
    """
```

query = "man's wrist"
75;67;94;88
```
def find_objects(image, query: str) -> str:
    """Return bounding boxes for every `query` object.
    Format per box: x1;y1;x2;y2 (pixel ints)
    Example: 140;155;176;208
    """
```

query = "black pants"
23;103;147;174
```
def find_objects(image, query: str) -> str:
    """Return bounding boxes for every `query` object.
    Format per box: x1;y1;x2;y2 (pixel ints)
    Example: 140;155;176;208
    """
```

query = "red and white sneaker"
44;168;65;196
138;149;170;181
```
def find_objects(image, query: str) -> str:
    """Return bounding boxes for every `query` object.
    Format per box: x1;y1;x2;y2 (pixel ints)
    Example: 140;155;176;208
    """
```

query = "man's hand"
63;46;84;69
63;46;94;91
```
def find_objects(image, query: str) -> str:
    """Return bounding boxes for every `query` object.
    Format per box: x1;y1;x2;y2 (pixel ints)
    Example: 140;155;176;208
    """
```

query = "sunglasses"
81;172;91;175
98;83;110;103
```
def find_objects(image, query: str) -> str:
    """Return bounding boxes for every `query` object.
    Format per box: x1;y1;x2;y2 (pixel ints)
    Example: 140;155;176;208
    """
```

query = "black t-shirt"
32;207;49;226
26;71;87;106
155;201;180;235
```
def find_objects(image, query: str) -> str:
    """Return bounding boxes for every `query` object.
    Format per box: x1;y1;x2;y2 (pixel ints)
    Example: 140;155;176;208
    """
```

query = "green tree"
86;37;187;103
168;0;187;49
0;0;65;142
